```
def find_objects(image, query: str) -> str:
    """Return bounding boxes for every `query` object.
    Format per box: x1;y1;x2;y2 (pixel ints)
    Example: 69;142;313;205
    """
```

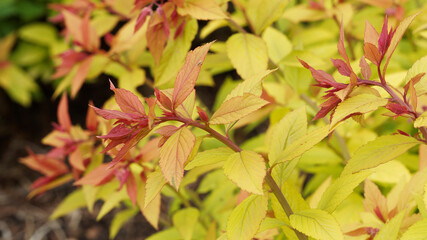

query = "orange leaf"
58;93;72;131
62;10;99;52
364;21;379;47
74;163;118;186
359;56;371;80
363;43;381;66
110;81;146;116
86;100;98;131
338;19;350;66
126;172;138;206
172;41;213;109
364;180;388;222
71;56;93;98
159;126;196;190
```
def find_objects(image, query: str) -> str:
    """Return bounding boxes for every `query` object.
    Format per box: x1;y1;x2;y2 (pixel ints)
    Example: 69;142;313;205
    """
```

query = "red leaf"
110;80;146;116
385;102;409;119
313;95;341;121
172;41;213;109
21;149;69;177
331;58;351;77
71;56;93;98
91;105;134;120
98;124;133;140
52;50;88;79
359;56;371;80
58;93;72;131
145;97;156;129
134;7;152;33
126;172;138;206
86;100;98;131
155;125;178;137
155;88;172;111
378;16;389;54
299;59;345;89
363;43;381;66
108;128;151;167
197;106;209;122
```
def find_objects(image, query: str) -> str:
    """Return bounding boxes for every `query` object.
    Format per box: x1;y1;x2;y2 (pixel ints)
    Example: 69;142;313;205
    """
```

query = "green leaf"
273;125;330;165
159;126;196;190
82;185;98;213
90;13;120;37
226;33;268;79
330;94;388;128
342;135;420;175
210;93;268;125
109;208;138;239
172;207;200;240
267;107;307;165
50;189;86;220
185;147;234;170
97;187;128;220
262;27;292;63
18;23;57;46
374;211;405;240
144;170;166;208
223;150;266;195
415;111;427;128
227;194;268;240
317;171;372;213
290;209;343;240
247;0;288;35
400;218;427;240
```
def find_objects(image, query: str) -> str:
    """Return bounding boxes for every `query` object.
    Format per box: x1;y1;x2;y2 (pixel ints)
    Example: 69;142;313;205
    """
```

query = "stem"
265;174;308;240
157;116;308;239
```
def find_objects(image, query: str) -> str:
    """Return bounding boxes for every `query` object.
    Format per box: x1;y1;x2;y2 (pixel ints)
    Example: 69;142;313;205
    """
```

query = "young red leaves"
172;41;213;110
159;126;196;190
58;93;72;132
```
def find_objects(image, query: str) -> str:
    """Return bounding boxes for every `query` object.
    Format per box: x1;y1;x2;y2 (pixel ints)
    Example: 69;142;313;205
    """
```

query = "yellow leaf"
262;27;292;63
172;208;200;240
267;107;307;165
50;189;86;220
400;218;427;240
223;150;266;195
178;0;227;20
374;211;405;240
317;171;372;213
210;93;268;125
247;0;288;35
282;5;326;23
185;147;234;170
97;187;128;220
144;170;166;208
330;94;388;128
18;23;57;46
227;194;268;240
225;69;275;102
290;209;343;240
159;127;196;190
118;67;145;95
341;135;420;175
273;125;330;165
109;208;138;239
226;33;268;79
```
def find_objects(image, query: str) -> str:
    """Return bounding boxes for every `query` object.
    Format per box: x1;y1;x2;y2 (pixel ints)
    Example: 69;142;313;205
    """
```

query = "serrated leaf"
384;12;420;71
145;170;166;208
227;194;268;240
374;211;405;240
177;0;227;20
273;125;330;165
185;147;234;170
159;127;196;190
290;209;343;240
267;107;307;165
172;42;213;108
109;208;138;239
50;189;86;220
210;93;268;125
226;33;268;79
247;0;288;35
225;69;275;102
342;135;420;175
223;150;266;195
173;207;200;240
400;218;427;240
331;94;388;128
317;171;372;213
